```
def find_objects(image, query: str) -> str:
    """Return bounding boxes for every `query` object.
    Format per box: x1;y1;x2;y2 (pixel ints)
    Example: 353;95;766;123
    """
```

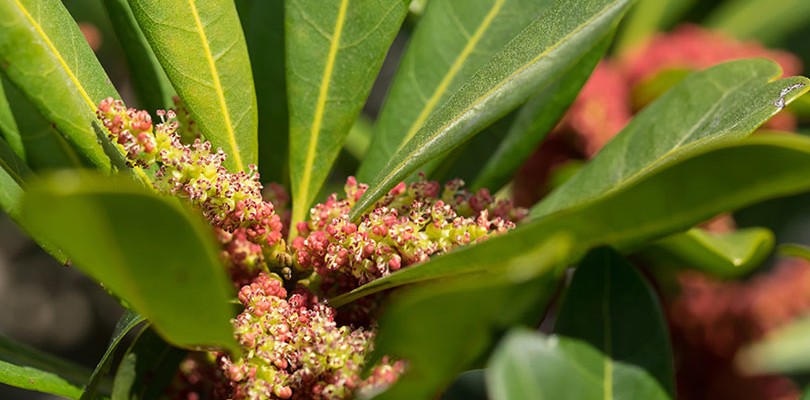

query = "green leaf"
110;327;186;400
704;0;810;45
351;0;634;218
554;247;675;396
0;359;83;400
0;0;119;171
286;0;409;235
0;74;86;170
778;243;810;260
737;314;810;375
532;59;810;218
331;134;810;306
20;171;239;353
0;335;92;390
486;329;668;400
368;235;571;400
128;0;258;172
357;0;556;182
630;68;692;110
0;75;24;159
101;0;175;112
469;35;612;192
0;134;67;262
640;227;774;279
236;0;289;185
81;310;145;400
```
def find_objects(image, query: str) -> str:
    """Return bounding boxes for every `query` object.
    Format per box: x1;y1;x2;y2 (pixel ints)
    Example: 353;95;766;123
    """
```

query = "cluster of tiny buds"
293;176;527;289
97;98;285;281
222;273;403;400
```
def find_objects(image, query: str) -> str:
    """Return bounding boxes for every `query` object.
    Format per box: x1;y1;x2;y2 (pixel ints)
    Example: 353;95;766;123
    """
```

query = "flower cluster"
220;273;403;400
666;258;810;400
293;177;527;289
96;98;286;283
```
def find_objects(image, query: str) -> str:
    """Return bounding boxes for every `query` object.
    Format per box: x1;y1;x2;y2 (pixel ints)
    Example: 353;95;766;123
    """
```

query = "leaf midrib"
14;0;94;110
357;0;626;217
292;0;349;232
12;0;152;182
394;0;506;151
186;0;243;171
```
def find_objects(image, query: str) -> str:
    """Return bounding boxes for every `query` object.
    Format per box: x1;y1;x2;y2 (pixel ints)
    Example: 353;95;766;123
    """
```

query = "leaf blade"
369;236;571;400
640;227;774;278
286;0;409;235
486;330;668;400
128;0;258;172
0;0;119;171
80;310;145;400
532;59;810;218
351;0;634;218
332;134;810;306
0;359;83;400
21;172;238;353
357;0;556;182
554;247;675;396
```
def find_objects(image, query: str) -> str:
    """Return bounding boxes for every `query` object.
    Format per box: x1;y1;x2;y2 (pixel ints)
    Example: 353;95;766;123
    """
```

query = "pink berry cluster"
293;176;527;288
221;273;403;400
96;98;286;283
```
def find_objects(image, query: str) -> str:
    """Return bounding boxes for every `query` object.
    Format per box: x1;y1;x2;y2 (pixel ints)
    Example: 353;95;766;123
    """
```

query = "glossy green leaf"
128;0;258;172
81;311;145;400
532;59;810;218
640;227;774;278
0;76;24;159
20;172;238;353
368;236;571;400
555;247;674;396
110;327;186;400
469;35;612;191
344;114;374;161
331;134;810;306
778;243;810;260
0;75;85;170
705;0;810;45
0;359;82;400
630;68;692;110
351;0;633;218
287;0;409;236
614;0;695;52
0;0;119;171
486;329;668;400
0;134;68;263
358;0;555;182
102;0;174;112
737;314;810;375
236;0;289;184
0;335;92;391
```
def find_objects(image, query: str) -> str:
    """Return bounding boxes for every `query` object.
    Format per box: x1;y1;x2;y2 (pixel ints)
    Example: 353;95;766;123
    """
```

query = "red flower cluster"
221;274;403;400
668;258;810;399
97;98;286;284
293;177;527;289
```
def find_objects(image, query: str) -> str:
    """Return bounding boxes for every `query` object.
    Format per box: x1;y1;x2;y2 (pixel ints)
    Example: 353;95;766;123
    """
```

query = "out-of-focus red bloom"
668;258;810;400
620;24;803;86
